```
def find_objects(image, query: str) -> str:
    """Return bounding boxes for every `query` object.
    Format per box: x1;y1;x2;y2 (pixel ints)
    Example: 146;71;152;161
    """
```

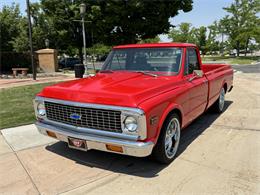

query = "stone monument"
36;49;58;72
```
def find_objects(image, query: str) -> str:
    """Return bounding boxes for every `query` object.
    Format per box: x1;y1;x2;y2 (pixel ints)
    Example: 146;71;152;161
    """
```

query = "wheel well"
223;83;227;93
156;108;183;144
165;108;182;127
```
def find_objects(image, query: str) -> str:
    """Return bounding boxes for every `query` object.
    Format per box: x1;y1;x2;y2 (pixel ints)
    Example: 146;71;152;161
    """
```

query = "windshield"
102;47;183;76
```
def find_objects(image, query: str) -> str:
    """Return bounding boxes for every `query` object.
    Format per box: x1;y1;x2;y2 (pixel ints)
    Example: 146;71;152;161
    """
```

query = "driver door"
184;48;208;122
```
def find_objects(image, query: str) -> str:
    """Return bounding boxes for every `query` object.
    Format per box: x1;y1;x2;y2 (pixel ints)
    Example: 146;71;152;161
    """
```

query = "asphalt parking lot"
0;63;260;195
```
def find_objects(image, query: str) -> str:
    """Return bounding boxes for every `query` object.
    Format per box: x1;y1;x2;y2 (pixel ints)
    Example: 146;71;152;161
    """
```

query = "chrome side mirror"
193;70;203;78
189;70;204;82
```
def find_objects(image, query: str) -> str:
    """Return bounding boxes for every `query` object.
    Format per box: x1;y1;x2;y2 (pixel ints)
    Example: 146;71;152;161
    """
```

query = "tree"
0;3;52;52
194;26;207;54
0;4;23;51
2;0;193;59
97;0;193;44
220;0;260;56
86;43;111;56
10;17;29;52
168;23;196;43
168;23;208;54
139;36;160;43
206;21;222;55
39;0;193;57
41;0;84;58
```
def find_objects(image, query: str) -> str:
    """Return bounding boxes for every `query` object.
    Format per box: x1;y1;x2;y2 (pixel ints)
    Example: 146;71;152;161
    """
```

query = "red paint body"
38;43;233;144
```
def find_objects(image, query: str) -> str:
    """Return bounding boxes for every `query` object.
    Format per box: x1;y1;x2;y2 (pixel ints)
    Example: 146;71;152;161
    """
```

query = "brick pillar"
36;49;58;72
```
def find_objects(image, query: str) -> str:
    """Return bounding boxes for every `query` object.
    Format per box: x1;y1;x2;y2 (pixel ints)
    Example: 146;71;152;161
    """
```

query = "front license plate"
68;137;87;151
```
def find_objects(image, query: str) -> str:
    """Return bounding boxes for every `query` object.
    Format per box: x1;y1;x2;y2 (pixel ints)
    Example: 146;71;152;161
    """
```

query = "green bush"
0;51;37;73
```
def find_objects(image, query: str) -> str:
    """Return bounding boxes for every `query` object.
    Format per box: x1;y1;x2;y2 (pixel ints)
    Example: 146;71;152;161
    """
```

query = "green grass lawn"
0;83;54;129
202;56;259;65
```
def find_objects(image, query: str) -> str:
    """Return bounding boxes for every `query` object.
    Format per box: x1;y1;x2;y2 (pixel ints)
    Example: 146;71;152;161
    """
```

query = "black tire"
212;87;226;113
152;113;181;164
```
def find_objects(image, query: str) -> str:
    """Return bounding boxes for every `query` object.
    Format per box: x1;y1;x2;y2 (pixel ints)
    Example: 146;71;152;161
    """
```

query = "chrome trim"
121;112;147;139
36;121;154;157
33;99;47;119
34;96;147;140
35;96;144;115
44;101;122;133
43;119;139;141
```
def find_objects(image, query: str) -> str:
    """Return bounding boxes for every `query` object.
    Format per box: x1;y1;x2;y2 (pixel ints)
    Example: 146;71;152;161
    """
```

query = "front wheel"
212;87;225;113
152;113;181;164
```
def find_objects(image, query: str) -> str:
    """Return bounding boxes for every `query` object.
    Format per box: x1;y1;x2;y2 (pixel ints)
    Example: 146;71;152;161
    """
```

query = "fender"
153;103;184;144
222;80;227;92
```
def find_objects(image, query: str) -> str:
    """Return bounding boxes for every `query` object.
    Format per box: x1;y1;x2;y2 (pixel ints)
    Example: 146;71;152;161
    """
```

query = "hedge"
0;51;38;73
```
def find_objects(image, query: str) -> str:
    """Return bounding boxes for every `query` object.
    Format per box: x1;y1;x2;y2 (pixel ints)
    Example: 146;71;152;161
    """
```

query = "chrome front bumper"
36;121;154;157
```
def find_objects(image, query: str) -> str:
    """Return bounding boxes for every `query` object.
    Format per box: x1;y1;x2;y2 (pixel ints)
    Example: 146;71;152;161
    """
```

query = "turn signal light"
46;131;57;138
106;144;123;153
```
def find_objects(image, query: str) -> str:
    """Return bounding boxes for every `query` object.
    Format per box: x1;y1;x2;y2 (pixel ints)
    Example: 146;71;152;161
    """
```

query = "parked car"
58;57;81;69
96;54;108;62
34;43;233;164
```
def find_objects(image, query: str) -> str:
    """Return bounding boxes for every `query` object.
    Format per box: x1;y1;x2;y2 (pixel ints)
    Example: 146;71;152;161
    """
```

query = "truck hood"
38;71;181;107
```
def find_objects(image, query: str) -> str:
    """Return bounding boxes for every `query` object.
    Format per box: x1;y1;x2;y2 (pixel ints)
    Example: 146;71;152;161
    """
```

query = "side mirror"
193;70;203;78
189;70;204;82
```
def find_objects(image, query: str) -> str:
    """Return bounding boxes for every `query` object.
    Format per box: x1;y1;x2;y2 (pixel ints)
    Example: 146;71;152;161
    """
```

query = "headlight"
124;116;138;132
37;102;46;116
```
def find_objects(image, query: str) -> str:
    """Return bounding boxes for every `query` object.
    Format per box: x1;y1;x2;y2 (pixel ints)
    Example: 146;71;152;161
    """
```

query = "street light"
80;3;88;75
45;39;49;48
80;3;86;15
26;0;36;80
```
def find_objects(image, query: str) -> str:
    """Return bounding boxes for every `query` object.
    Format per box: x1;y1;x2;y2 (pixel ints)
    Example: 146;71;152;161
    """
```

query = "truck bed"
201;63;233;109
201;64;232;75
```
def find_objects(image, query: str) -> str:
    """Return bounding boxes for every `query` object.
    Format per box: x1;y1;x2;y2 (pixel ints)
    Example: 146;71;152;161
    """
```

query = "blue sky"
0;0;39;12
1;0;234;41
173;0;234;27
161;0;234;41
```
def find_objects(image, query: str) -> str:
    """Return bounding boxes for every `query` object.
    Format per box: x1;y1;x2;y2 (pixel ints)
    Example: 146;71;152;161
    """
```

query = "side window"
185;48;199;75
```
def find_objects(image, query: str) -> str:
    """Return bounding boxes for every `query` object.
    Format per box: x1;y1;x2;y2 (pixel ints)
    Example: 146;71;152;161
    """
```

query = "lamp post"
26;0;36;80
80;3;88;75
45;39;49;48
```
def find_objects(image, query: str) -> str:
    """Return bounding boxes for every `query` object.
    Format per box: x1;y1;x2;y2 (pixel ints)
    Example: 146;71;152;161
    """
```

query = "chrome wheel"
164;118;181;159
219;88;225;111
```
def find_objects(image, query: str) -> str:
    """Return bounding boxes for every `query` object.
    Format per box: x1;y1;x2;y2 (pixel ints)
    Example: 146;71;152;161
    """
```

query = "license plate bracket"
68;137;87;151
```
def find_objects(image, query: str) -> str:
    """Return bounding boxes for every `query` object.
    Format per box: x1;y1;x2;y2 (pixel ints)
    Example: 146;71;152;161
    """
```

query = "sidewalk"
0;124;56;194
0;124;117;194
0;74;75;89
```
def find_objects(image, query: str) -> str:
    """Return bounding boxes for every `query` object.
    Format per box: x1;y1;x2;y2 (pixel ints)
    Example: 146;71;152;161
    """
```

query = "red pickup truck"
34;43;233;163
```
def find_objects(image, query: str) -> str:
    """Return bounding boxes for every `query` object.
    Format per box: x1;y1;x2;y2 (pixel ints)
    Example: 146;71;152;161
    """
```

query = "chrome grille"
44;101;122;133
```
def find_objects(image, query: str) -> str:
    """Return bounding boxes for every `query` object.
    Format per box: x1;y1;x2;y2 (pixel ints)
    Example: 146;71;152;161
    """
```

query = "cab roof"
113;42;197;49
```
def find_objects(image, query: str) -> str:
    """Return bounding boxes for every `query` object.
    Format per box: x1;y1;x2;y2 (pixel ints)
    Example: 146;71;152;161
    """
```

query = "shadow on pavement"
46;101;233;178
177;100;233;158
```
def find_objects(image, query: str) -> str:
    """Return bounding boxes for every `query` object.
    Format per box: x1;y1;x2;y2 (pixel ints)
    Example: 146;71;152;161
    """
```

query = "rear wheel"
152;113;181;164
212;87;225;113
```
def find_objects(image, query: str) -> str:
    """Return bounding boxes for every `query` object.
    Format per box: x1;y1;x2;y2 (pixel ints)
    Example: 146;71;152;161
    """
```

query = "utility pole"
80;3;88;75
0;24;2;75
26;0;36;80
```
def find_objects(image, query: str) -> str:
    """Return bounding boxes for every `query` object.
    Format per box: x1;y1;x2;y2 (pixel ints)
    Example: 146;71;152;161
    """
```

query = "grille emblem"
70;113;81;120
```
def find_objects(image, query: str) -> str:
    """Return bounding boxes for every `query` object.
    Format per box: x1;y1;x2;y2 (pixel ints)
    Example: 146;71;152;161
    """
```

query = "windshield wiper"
115;54;122;69
135;71;158;77
99;70;114;73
